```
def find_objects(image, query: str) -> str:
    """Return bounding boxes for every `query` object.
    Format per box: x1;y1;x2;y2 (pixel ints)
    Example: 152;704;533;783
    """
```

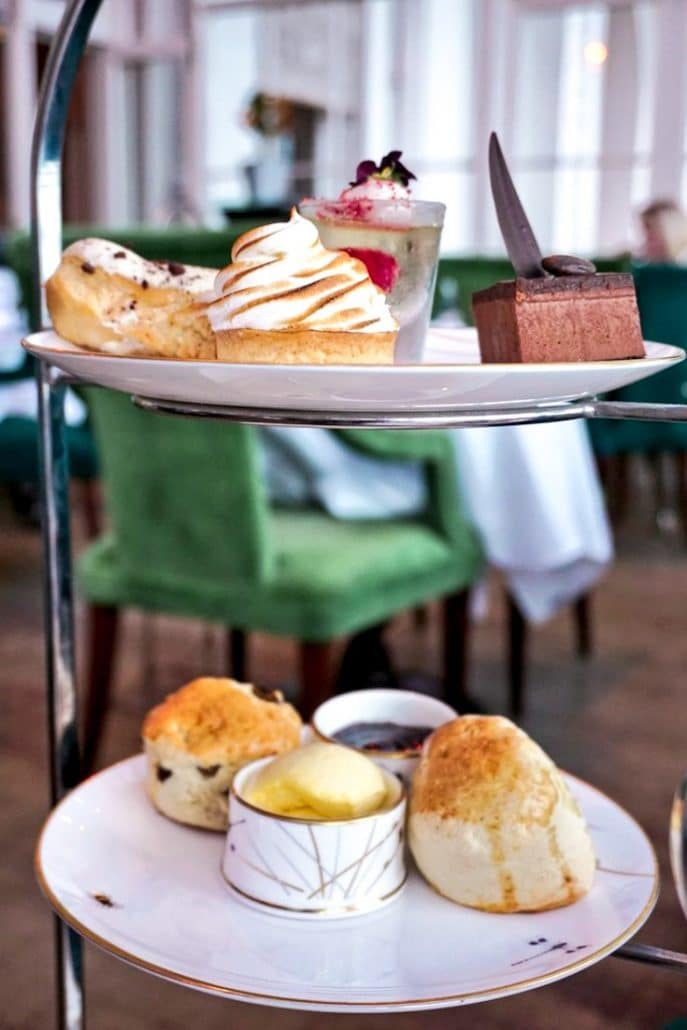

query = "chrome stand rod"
614;943;687;973
132;395;594;428
36;365;80;800
132;394;687;429
31;2;104;1028
37;366;85;1030
589;399;687;422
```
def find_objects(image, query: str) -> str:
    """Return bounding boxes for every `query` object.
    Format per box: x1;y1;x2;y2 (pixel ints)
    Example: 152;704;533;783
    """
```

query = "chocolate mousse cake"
472;261;645;364
473;263;646;364
475;132;645;363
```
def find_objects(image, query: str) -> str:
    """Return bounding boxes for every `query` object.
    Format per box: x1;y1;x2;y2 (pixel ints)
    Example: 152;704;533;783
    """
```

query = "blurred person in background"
639;199;687;263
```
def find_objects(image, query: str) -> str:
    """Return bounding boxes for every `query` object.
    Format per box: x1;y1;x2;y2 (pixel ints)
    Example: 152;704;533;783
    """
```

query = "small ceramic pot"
222;756;407;918
312;688;456;782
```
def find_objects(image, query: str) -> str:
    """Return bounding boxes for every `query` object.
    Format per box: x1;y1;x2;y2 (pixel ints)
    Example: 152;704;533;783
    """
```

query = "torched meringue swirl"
205;210;398;333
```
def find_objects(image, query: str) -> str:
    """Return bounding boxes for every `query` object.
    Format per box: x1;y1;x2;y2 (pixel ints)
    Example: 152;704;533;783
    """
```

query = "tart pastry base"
215;327;396;364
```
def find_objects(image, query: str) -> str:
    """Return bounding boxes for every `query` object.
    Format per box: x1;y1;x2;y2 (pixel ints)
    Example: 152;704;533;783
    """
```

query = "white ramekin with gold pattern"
222;756;407;918
312;688;456;782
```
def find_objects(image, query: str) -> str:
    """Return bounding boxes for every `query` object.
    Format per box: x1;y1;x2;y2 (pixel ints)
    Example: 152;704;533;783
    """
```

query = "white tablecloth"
453;422;612;621
0;267;86;424
260;421;612;624
0;267;28;372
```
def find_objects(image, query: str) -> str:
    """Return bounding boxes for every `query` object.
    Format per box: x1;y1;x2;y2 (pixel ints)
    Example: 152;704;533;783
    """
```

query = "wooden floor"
3;488;687;1030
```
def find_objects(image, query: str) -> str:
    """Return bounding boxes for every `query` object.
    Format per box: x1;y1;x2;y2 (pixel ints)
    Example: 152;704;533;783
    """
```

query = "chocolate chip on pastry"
45;238;217;359
142;677;302;831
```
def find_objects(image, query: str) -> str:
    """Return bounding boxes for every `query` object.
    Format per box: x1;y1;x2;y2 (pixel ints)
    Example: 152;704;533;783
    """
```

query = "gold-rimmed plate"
35;755;658;1013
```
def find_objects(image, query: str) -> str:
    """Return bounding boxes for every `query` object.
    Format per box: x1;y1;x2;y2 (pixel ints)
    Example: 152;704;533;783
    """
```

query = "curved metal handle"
670;773;687;922
31;0;103;330
31;4;104;1029
615;942;687;973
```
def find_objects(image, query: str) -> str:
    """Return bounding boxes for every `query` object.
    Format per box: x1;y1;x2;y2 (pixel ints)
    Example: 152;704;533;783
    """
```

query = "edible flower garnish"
351;151;417;189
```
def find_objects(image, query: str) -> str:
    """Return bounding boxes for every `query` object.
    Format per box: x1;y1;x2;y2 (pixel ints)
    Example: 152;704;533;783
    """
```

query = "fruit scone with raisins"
142;677;302;830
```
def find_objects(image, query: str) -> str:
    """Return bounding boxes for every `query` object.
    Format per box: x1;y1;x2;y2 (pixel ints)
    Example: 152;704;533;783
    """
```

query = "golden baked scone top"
411;715;579;826
142;677;301;763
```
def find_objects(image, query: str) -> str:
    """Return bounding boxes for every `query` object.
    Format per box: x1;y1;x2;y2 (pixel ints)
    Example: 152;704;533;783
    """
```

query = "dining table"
260;417;612;625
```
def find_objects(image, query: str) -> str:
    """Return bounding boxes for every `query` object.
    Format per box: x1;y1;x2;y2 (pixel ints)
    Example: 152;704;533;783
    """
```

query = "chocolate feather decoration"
488;132;546;279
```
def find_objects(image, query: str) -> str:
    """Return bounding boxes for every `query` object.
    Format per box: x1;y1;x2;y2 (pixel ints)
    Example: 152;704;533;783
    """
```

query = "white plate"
36;755;658;1013
23;328;684;413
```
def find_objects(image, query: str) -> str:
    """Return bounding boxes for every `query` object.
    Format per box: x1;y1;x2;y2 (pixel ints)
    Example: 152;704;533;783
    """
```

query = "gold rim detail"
220;867;407;916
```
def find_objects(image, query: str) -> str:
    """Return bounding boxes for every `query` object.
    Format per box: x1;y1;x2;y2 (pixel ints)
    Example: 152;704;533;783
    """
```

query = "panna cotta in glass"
300;152;445;362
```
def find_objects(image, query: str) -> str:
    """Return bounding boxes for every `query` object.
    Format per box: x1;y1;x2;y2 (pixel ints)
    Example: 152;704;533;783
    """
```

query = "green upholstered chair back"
83;388;273;584
433;255;632;326
590;262;687;453
433;258;513;325
5;224;264;330
634;262;687;354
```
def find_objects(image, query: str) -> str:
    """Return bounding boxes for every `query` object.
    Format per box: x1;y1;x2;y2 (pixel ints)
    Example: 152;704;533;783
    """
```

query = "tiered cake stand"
28;3;687;1028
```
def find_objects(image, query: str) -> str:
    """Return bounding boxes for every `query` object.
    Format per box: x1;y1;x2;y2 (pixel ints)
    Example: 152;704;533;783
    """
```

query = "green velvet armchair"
79;388;484;769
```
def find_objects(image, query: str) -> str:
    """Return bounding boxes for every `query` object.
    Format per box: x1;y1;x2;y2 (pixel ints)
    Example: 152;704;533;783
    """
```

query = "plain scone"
142;677;302;830
409;716;595;912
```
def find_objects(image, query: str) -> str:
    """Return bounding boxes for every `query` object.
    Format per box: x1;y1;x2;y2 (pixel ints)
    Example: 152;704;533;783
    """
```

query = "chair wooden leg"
226;628;247;680
441;590;470;710
597;455;629;525
614;454;629;525
650;452;668;527
595;454;610;491
574;594;592;658
82;604;120;773
413;605;429;630
334;622;397;694
79;477;101;539
299;641;335;719
507;594;527;719
677;453;687;545
140;614;157;707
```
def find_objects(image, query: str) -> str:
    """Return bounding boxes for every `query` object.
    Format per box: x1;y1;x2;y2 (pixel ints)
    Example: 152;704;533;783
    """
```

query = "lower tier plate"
35;756;658;1012
23;328;683;414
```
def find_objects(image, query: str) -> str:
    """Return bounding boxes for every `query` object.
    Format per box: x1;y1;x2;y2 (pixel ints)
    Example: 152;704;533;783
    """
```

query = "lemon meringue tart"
205;209;399;364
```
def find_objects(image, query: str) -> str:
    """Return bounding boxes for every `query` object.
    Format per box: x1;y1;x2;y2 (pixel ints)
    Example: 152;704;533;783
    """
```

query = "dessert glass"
299;199;445;363
222;755;407;918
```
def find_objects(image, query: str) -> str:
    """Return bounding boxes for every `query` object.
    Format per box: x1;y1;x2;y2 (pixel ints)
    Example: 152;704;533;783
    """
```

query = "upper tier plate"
36;755;657;1013
23;328;683;414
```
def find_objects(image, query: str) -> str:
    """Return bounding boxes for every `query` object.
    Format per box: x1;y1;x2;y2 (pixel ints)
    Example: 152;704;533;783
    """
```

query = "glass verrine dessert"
300;152;445;362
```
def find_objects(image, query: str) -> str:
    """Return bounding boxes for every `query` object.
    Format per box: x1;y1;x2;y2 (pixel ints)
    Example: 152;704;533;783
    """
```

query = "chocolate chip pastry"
45;238;217;359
